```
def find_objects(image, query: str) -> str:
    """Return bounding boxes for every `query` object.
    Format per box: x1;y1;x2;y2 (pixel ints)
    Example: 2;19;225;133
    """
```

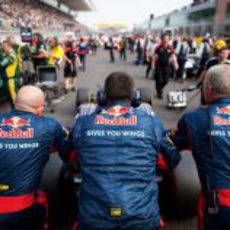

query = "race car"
59;87;201;220
75;86;154;110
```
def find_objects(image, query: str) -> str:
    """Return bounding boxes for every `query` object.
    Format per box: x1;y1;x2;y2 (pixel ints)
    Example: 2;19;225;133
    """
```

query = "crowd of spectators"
0;0;77;31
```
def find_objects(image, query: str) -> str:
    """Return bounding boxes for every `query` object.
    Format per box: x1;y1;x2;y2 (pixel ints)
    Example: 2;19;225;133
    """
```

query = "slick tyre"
76;87;90;109
159;152;201;218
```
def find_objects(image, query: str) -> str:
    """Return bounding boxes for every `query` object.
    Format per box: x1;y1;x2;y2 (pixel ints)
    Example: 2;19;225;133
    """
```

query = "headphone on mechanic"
96;87;141;108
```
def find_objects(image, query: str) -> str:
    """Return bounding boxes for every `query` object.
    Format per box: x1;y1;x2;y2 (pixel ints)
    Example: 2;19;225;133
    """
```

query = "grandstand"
0;0;94;32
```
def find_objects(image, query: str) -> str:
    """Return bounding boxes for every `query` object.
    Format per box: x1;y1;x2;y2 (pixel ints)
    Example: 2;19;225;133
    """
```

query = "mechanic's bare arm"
152;53;158;68
63;54;71;64
172;54;179;71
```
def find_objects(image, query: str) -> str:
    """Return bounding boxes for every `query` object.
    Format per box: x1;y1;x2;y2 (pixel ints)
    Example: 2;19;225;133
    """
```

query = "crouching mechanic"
60;71;181;230
0;86;67;230
169;65;230;230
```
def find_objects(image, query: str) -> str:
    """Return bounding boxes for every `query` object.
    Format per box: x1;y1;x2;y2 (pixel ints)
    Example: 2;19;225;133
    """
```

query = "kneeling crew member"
60;72;180;230
170;65;230;230
0;86;66;230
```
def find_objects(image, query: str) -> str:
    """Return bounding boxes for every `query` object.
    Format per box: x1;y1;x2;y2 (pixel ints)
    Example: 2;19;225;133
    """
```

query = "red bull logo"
95;115;137;126
98;106;137;126
0;116;34;138
102;106;131;117
217;106;230;115
213;116;230;126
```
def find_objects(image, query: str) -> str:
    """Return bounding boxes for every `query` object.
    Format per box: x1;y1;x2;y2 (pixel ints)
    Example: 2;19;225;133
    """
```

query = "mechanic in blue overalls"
0;86;67;230
60;71;181;230
169;64;230;230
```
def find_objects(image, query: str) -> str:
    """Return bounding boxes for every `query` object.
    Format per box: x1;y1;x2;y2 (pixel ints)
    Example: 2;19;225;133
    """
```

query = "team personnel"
0;86;67;229
77;37;89;72
31;33;47;72
197;38;211;76
118;36;127;62
176;37;190;82
197;47;230;104
153;33;178;99
60;72;180;230
107;37;116;63
0;40;19;108
47;37;64;67
170;65;230;230
145;37;157;78
64;41;80;92
198;47;230;85
6;36;20;60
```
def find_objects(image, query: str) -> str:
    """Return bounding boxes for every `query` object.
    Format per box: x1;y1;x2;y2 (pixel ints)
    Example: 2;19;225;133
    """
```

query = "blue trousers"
204;206;230;230
78;217;159;230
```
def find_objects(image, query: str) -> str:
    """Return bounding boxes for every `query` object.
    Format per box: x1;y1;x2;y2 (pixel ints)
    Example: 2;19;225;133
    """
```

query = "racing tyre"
58;165;79;226
172;153;200;216
76;87;90;109
159;152;201;218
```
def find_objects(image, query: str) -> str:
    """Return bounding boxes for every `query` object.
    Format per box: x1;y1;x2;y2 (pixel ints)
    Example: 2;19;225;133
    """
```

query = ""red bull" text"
217;107;230;115
0;128;34;139
0;116;34;138
213;116;230;126
95;115;137;126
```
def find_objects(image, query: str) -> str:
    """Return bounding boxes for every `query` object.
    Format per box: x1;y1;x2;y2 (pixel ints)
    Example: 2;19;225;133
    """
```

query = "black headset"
96;87;141;108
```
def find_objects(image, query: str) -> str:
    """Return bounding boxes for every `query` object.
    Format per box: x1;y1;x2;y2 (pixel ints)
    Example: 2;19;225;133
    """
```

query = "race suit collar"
107;101;131;107
12;109;35;115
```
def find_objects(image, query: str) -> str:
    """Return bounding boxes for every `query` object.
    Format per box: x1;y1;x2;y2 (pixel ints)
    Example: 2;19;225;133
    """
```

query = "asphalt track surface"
42;48;200;230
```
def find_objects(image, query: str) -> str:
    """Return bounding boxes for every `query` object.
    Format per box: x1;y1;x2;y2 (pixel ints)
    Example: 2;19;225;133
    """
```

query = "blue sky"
78;0;193;27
